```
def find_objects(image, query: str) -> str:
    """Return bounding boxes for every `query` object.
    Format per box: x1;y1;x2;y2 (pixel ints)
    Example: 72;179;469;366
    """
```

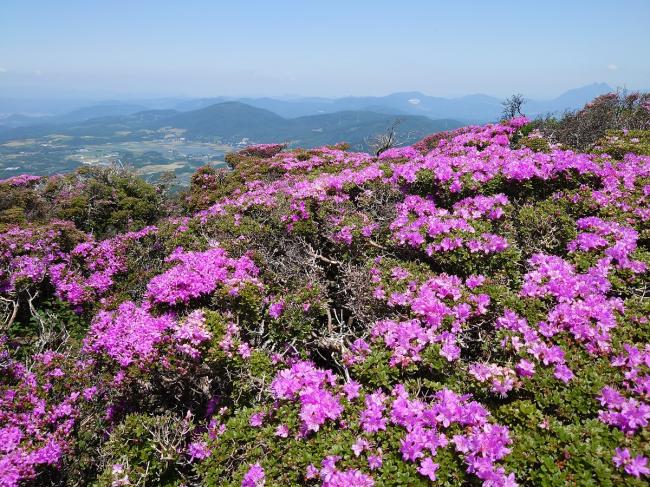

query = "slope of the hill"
1;111;649;486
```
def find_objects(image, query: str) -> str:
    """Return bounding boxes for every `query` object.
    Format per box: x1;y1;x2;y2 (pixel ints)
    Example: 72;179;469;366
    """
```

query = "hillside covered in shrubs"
1;92;650;486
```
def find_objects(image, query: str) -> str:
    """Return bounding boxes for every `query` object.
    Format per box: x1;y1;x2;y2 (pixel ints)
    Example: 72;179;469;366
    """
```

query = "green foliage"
0;165;166;236
48;166;164;236
517;135;551;153
0;206;27;227
93;413;193;487
532;90;650;151
506;197;578;259
593;130;650;159
0;181;46;229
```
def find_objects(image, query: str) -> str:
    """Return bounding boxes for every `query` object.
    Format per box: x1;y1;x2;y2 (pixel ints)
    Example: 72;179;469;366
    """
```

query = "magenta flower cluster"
316;455;375;486
390;194;509;256
84;301;177;367
0;343;78;486
568;216;646;273
598;344;650;438
242;462;265;486
370;273;491;365
520;253;624;354
271;361;344;433
146;246;261;305
0;174;42;187
51;226;157;305
389;385;516;486
0;223;156;306
268;360;517;485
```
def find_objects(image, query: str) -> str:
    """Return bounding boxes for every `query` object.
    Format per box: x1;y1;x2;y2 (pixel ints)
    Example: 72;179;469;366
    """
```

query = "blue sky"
1;0;648;98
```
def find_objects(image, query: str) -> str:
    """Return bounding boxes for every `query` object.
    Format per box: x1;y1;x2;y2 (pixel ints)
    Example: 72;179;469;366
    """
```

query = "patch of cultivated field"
137;161;187;175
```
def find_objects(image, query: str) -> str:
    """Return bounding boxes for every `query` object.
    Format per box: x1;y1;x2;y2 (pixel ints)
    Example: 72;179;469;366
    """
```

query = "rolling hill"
0;102;463;149
0;83;616;149
165;83;615;122
1;83;617;131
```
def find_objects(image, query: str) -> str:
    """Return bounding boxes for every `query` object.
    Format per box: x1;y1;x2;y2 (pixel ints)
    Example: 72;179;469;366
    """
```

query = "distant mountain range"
0;83;619;149
0;103;151;129
175;83;615;122
0;83;616;128
226;82;617;119
0;102;462;149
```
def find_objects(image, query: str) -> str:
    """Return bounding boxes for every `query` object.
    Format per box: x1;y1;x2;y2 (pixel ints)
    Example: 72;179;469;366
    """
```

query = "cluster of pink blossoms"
328;212;378;246
370;273;490;365
378;145;421;160
0;223;156;306
242;462;265;486
0;174;42;187
271;361;344;433
84;301;176;367
520;253;623;354
146;246;261;305
313;455;375;486
389;385;516;486
194;117;650;245
390;194;509;256
467;306;578;397
217;318;253;359
84;303;211;368
172;310;213;359
0;222;73;294
268;360;516;486
590;153;650;218
598;344;649;456
469;362;519;397
568;216;646;273
187;440;211;461
493;310;574;384
272;147;372;173
49;225;157;305
387;121;601;194
612;448;650;478
0;344;79;486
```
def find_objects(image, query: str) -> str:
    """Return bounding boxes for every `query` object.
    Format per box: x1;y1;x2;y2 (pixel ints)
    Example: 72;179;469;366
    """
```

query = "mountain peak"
554;82;613;100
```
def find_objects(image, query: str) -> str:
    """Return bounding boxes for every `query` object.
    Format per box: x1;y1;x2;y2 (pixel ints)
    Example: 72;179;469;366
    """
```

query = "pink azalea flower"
417;457;439;481
242;463;265;486
275;424;289;438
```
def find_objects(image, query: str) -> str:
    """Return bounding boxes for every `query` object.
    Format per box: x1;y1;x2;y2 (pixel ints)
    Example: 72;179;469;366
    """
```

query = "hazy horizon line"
3;81;644;104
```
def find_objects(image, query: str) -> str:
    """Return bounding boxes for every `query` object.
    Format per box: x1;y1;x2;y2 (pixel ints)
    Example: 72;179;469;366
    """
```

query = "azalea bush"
0;165;167;237
1;95;650;486
533;90;650;151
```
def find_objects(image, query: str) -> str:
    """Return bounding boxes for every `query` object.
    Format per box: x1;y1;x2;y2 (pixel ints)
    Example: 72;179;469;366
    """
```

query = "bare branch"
367;119;403;156
501;93;526;120
0;296;19;330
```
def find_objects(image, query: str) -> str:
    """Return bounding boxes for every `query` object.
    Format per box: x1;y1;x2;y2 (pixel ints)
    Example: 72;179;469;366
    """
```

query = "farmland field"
0;136;231;184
